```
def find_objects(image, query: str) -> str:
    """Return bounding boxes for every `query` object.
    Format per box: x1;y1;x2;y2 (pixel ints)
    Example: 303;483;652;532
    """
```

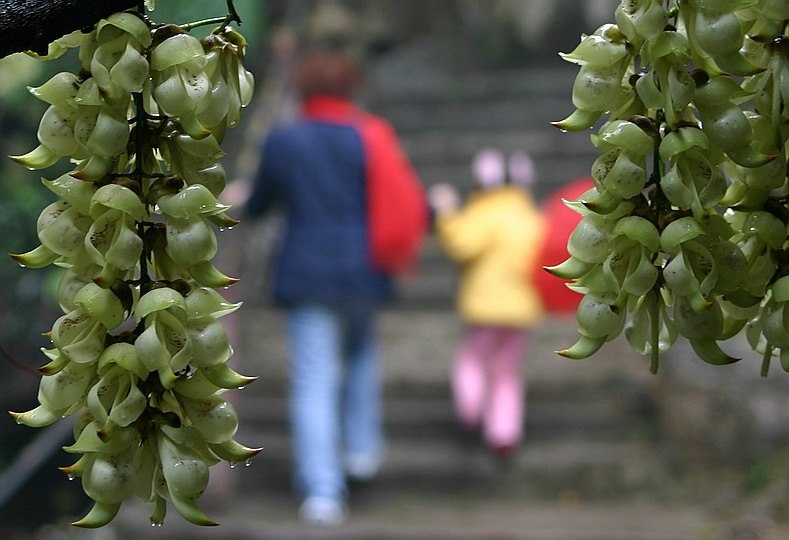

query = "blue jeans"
286;302;383;501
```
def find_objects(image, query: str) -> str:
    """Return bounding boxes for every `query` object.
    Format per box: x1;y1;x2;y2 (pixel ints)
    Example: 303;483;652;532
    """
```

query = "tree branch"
0;0;139;59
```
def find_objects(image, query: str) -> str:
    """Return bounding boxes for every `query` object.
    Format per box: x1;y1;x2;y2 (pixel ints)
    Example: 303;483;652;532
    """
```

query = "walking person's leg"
341;301;384;482
287;303;347;525
452;325;497;431
483;327;528;455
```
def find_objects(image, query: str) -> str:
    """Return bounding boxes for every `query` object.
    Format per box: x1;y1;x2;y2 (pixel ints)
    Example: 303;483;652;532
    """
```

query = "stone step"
235;382;655;439
228;428;664;499
377;97;572;134
367;66;577;105
229;372;660;501
399;129;594;168
234;320;655;400
110;495;714;540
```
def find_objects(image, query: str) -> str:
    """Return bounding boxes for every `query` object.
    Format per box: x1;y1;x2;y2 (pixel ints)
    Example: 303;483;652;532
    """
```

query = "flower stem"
132;91;153;287
180;17;226;32
649;293;660;374
761;345;772;377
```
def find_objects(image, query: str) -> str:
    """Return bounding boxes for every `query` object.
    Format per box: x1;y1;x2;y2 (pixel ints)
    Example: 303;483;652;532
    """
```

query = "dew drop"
14;419;22;425
151;522;163;527
218;227;226;233
67;474;75;481
237;386;245;390
244;458;252;467
229;462;237;469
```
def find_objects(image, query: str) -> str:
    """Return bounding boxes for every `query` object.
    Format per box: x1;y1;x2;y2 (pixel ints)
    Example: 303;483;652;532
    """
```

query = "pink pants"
452;325;529;449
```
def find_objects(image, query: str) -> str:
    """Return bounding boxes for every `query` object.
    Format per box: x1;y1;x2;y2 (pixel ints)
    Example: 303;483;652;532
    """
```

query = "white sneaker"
345;453;381;483
298;496;346;527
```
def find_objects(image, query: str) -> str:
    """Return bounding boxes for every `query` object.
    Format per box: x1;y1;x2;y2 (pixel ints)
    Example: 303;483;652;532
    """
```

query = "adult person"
245;49;428;526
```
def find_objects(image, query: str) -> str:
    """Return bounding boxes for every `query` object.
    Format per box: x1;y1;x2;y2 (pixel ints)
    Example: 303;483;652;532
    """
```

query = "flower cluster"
551;0;789;374
8;5;259;528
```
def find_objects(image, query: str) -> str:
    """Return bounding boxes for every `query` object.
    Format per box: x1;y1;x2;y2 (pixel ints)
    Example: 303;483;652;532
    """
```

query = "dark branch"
0;0;138;59
0;343;40;377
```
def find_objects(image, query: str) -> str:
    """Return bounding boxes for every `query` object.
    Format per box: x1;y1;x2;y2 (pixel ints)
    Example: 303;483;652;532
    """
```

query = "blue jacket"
246;117;393;306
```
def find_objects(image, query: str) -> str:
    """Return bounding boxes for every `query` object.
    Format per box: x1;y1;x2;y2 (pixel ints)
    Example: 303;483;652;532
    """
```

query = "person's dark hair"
294;49;362;100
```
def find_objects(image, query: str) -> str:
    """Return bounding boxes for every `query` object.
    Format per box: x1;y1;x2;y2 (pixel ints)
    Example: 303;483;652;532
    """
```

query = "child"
429;149;545;457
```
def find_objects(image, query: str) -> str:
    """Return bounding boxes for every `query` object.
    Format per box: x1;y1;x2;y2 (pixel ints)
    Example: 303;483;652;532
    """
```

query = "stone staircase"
224;304;669;497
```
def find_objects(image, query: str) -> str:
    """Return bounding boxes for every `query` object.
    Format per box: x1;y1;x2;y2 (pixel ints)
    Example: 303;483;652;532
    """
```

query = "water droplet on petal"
245;458;252;467
229;462;237;469
67;474;75;481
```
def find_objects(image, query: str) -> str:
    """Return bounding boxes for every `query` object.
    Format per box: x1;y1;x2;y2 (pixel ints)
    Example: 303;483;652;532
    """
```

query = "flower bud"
29;72;81;109
51;309;106;364
601;151;647;199
43;174;97;216
568;215;613;263
37;202;91;257
151;33;205;71
576;292;624;339
83;449;138;504
742;211;787;249
38;360;96;412
85;210;142;271
37;106;79;156
572;63;626;112
157;184;231;219
180;394;238;444
693;9;744;57
74;282;126;330
659;216;705;252
185;287;241;319
187;315;232;368
166;216;217;266
674;295;724;340
90;184;147;222
87;106;130;157
110;42;149;94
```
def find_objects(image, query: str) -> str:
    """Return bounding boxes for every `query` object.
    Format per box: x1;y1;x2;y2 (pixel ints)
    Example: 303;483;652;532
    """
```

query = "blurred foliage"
151;0;266;64
0;51;75;533
0;53;66;367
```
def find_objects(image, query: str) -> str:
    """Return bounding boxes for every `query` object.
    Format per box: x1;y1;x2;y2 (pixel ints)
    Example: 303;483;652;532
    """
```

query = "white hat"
472;148;506;189
508;152;535;188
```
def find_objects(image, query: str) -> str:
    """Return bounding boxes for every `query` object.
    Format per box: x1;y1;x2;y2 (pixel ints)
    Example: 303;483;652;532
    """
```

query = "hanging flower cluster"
8;3;258;528
550;0;789;374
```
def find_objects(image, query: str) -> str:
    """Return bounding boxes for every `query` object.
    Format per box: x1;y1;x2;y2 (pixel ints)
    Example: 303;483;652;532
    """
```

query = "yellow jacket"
435;186;546;327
